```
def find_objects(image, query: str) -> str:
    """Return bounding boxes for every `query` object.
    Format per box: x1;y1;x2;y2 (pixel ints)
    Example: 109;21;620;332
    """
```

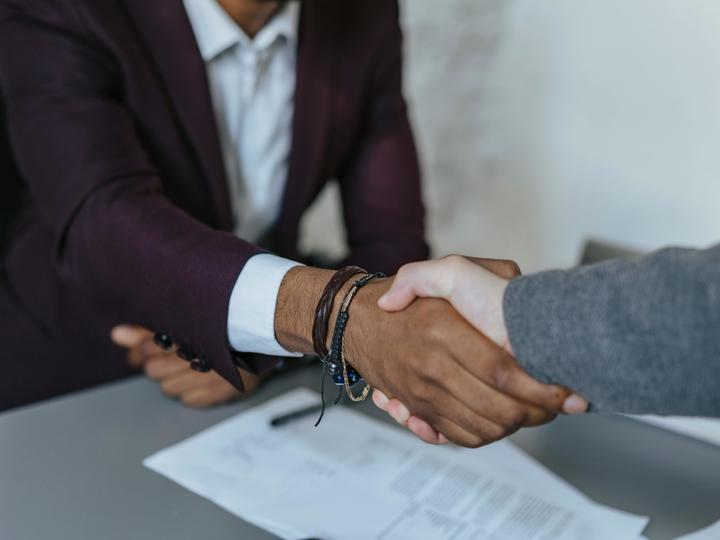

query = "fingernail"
563;394;588;415
377;293;389;307
394;402;411;424
373;390;389;408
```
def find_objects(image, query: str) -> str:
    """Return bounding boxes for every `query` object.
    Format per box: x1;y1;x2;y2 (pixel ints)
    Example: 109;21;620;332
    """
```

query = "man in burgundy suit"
0;0;429;410
0;0;569;447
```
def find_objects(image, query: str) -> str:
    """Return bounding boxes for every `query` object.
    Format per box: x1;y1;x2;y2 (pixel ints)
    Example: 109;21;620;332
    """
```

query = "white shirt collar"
183;0;300;62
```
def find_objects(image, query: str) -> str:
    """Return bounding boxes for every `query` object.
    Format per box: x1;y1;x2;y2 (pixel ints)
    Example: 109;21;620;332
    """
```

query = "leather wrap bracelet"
311;266;365;360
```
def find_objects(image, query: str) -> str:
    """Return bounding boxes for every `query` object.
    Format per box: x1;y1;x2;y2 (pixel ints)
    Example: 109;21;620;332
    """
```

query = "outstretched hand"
373;255;588;445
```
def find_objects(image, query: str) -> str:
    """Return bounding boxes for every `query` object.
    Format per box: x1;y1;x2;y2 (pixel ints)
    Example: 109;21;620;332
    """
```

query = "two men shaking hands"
5;0;717;428
114;256;588;449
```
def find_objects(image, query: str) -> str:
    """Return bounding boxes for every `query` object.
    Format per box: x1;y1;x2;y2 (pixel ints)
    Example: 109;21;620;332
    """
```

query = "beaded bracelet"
311;266;366;360
328;272;386;402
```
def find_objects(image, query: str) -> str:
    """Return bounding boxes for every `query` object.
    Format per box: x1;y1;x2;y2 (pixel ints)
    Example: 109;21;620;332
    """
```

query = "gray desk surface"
1;366;719;540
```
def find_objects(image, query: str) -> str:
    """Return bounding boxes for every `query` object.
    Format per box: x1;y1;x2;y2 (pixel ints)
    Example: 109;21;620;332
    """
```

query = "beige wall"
301;0;720;273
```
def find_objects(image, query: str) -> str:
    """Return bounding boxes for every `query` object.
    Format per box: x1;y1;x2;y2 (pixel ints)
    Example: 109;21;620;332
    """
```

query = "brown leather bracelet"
312;265;365;359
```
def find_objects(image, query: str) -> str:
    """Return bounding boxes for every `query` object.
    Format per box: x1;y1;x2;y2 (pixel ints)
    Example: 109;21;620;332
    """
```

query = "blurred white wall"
301;0;720;273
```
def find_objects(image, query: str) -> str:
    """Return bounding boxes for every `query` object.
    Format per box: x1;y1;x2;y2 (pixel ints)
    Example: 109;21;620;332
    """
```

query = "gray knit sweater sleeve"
503;245;720;416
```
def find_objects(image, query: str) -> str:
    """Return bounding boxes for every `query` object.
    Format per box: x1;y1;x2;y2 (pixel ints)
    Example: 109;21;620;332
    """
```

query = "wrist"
274;266;335;354
335;277;390;378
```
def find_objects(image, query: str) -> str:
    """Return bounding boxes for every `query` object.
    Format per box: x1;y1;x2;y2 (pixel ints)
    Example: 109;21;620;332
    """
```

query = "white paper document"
144;389;648;540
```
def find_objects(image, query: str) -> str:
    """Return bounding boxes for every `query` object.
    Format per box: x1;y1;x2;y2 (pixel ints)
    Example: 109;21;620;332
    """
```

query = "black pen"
270;404;323;427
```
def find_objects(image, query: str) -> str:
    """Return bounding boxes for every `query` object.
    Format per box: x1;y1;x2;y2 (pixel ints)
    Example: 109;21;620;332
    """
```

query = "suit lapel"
275;0;337;254
121;0;234;230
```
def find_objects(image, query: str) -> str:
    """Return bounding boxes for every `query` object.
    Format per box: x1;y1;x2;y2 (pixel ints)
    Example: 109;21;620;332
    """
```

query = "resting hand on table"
374;255;588;444
111;325;262;407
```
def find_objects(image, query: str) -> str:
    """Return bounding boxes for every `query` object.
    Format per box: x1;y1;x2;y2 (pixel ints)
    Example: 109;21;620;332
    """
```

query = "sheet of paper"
145;389;648;540
674;520;720;540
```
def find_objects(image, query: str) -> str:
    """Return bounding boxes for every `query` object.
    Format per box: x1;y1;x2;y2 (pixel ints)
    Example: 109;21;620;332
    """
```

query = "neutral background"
301;0;720;273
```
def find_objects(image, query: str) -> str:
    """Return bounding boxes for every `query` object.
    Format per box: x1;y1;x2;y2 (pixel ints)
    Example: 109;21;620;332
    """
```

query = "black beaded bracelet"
327;272;386;401
314;272;385;427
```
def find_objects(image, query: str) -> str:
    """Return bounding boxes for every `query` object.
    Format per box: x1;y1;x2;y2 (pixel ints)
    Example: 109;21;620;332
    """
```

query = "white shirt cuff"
227;253;304;356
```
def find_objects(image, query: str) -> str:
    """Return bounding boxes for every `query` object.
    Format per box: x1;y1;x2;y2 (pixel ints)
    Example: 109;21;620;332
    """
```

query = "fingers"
181;380;240;408
428;411;506;448
378;259;454;312
387;400;411;426
159;369;208;397
373;390;448;444
158;368;239;405
373;390;411;426
451;328;569;414
372;389;391;411
112;325;172;368
111;324;154;348
128;342;173;368
407;416;448;445
153;363;252;408
490;362;570;414
378;255;522;313
444;363;557;428
144;355;189;380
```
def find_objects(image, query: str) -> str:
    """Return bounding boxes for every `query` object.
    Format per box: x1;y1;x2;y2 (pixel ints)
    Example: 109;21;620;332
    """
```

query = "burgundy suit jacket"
0;0;427;410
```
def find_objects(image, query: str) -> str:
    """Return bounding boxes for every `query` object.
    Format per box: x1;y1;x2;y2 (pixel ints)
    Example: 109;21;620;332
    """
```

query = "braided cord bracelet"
311;266;366;426
328;272;386;402
311;265;366;360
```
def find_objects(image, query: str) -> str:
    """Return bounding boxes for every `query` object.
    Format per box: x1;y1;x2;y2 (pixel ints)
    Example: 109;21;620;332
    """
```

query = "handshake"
112;255;588;449
331;256;588;448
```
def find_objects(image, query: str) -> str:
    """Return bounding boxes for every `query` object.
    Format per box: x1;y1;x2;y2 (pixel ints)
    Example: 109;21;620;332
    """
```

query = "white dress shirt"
183;0;302;357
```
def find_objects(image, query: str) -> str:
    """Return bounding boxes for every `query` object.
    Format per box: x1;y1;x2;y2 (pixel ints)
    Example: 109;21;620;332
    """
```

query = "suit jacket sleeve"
0;1;268;389
503;245;720;416
338;1;429;274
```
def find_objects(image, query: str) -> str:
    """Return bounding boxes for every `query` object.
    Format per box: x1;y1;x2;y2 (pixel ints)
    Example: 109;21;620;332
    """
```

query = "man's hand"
274;266;575;448
111;325;261;407
372;255;588;444
379;255;519;352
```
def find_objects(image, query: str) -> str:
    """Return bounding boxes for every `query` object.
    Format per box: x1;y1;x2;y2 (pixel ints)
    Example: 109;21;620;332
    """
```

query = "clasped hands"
109;255;587;449
364;255;588;447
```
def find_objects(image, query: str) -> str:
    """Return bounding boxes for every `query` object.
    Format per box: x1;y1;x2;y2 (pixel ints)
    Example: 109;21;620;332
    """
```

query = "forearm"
63;179;260;387
504;245;720;416
274;266;335;354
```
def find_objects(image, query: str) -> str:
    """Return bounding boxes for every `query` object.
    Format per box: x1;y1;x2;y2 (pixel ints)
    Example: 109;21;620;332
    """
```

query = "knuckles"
440;253;467;269
498;408;529;433
395;263;416;282
492;357;516;393
501;259;522;279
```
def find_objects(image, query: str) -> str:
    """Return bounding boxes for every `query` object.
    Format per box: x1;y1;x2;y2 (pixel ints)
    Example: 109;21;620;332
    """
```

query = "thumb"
111;325;153;348
378;260;452;312
377;280;419;312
